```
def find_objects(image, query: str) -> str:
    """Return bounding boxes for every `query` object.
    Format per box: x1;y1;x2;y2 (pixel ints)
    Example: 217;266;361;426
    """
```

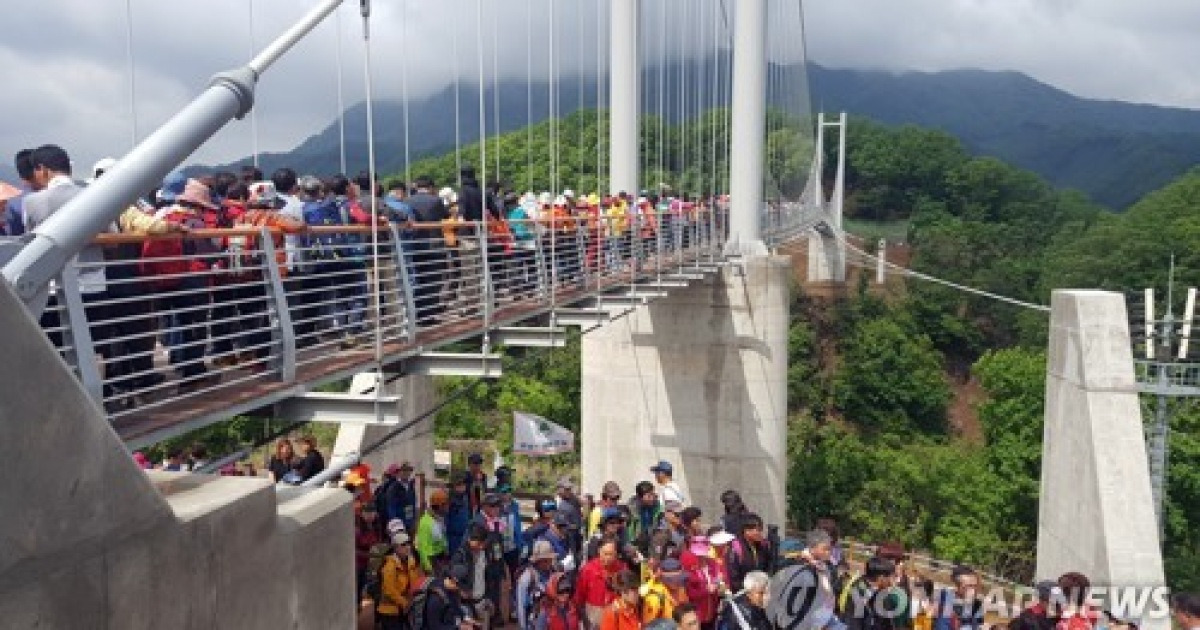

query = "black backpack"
408;579;444;630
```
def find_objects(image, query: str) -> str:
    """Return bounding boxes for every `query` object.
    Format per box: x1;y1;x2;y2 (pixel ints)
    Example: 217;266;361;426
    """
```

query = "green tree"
833;318;951;434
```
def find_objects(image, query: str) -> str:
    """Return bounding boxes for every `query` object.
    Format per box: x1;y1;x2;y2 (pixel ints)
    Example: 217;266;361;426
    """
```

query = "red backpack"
139;208;209;290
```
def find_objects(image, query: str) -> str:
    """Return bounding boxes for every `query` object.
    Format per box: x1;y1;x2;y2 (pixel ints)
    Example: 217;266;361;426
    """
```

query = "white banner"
512;411;574;456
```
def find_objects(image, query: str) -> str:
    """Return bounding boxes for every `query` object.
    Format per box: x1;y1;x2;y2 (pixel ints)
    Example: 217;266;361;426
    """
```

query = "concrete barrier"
0;277;354;628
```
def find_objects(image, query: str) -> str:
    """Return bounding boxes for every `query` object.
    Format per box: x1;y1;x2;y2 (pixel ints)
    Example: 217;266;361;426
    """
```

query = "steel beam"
404;352;502;378
275;392;402;425
553;307;614;327
493;326;567;348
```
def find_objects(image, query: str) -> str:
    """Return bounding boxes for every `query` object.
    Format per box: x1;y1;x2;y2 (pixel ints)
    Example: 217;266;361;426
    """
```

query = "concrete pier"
1037;290;1165;628
581;256;791;526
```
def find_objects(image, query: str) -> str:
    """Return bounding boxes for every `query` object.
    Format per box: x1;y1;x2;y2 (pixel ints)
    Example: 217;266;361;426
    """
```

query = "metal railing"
45;207;726;424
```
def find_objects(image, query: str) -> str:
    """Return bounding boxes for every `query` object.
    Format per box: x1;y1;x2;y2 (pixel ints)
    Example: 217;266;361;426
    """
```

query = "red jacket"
574;558;628;609
680;549;721;622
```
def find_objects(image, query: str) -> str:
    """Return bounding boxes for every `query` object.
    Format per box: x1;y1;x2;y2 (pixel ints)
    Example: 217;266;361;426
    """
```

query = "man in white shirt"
22;144;116;359
651;460;686;506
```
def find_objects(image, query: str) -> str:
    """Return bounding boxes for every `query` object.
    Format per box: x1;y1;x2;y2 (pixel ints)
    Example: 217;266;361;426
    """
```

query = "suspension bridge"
0;0;1168;627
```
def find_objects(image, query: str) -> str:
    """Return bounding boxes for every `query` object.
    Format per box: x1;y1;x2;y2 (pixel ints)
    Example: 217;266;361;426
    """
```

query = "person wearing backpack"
599;569;642;630
720;570;771;630
535;572;581;630
383;462;420;535
931;567;984;630
766;529;843;630
727;514;771;594
413;562;480;630
140;178;221;390
842;556;899;630
377;532;424;630
517;541;559;630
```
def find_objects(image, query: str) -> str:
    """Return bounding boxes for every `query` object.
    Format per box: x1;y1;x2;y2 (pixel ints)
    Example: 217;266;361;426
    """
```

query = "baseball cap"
553;512;577;528
539;499;559;513
602;507;624;522
664;500;684;514
650;461;673;475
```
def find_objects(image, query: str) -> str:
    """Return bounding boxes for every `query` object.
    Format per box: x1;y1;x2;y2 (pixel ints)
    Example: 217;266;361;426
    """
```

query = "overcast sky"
3;0;1200;178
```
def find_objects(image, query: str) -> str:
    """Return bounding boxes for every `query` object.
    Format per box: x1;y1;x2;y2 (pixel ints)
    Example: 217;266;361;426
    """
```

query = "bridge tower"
582;0;791;526
807;112;848;283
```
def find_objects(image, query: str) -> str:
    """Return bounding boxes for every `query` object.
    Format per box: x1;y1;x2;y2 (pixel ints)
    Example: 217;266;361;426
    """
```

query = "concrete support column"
727;0;768;256
581;256;790;526
609;0;639;196
1038;290;1165;629
331;373;440;476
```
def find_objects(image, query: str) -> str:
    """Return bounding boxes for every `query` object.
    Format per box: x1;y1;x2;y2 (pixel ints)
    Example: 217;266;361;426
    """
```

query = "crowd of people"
0;146;726;408
317;452;1199;630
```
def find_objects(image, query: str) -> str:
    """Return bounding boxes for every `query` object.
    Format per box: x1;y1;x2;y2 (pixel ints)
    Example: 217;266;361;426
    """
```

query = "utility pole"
1133;255;1198;544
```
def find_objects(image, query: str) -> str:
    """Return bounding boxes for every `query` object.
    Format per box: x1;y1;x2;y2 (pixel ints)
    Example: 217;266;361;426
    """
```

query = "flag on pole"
512;411;574;456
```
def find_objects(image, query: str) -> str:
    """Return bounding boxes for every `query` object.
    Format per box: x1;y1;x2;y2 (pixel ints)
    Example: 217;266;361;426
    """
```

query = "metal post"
727;0;768;257
479;223;493;328
610;0;639;197
387;223;418;342
259;228;296;382
876;238;887;284
1150;387;1169;543
57;268;104;404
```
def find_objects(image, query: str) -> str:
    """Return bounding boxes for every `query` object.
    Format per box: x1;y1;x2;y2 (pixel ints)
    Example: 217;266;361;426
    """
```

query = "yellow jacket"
640;579;682;623
376;553;423;616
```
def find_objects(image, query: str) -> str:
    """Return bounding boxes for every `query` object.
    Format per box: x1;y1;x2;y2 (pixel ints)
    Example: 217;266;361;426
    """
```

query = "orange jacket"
601;600;643;630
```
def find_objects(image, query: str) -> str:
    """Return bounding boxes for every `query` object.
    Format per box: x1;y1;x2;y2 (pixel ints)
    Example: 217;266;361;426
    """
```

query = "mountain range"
10;63;1200;210
238;62;1200;209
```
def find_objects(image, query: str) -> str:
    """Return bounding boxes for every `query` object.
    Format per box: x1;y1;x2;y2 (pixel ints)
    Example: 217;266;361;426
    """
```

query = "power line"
839;233;1051;313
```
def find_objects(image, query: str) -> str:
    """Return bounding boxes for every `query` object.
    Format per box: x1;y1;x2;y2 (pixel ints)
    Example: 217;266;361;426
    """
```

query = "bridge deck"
43;216;730;449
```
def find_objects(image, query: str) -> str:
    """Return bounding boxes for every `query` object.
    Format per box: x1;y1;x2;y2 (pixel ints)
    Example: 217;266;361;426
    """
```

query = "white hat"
530;540;557;562
87;157;118;184
538;192;553;205
439;186;455;201
711;531;736;546
562;189;575;199
553;195;568;207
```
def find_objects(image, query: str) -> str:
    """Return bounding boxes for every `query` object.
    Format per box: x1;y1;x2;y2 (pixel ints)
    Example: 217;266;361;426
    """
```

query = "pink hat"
178;179;218;210
132;451;151;469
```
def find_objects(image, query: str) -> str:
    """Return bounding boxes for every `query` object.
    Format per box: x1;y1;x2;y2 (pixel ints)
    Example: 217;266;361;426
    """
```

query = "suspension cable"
401;0;411;187
249;0;260;169
526;0;534;191
836;231;1051;312
596;0;605;194
124;0;139;148
334;7;347;174
454;8;463;188
549;0;558;194
358;0;387;383
492;2;501;185
476;0;488;189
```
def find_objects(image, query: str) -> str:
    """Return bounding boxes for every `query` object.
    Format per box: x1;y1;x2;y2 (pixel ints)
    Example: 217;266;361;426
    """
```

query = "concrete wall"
1037;290;1165;627
331;372;439;477
581;256;791;527
0;279;355;629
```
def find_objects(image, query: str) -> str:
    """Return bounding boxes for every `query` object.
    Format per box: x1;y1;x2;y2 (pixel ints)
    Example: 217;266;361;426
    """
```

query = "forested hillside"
423;115;1200;589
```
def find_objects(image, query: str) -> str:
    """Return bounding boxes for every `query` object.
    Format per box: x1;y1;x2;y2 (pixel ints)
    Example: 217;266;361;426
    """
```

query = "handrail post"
58;267;104;405
388;223;419;342
576;221;587;291
479;222;493;328
259;228;296;382
533;225;548;303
